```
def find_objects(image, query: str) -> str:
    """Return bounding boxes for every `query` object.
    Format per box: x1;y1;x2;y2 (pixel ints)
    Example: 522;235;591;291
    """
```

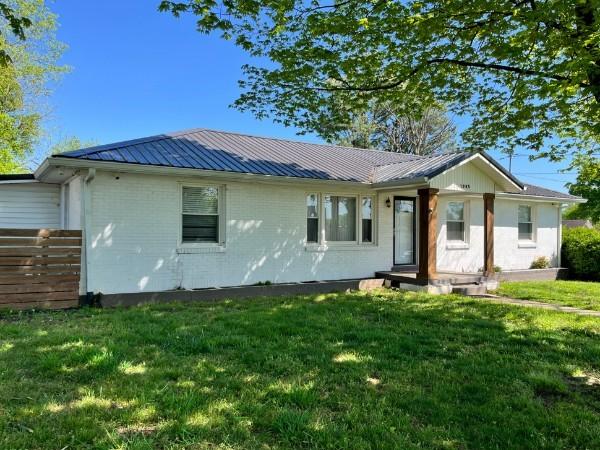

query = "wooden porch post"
417;188;439;281
483;193;495;277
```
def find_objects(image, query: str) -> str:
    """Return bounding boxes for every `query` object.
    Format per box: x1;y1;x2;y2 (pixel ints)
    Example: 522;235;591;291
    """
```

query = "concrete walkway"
473;295;600;317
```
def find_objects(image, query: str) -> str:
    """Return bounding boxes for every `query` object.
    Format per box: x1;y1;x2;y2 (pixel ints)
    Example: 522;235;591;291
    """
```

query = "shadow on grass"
1;291;599;449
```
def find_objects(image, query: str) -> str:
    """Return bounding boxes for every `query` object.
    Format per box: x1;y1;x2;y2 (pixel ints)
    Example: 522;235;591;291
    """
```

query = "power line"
514;172;575;175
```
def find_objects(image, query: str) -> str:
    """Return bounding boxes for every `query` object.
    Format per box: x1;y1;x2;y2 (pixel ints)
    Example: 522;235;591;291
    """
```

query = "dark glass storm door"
393;197;416;266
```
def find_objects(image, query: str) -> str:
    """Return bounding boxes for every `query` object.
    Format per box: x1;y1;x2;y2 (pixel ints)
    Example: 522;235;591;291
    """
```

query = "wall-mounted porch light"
385;197;391;208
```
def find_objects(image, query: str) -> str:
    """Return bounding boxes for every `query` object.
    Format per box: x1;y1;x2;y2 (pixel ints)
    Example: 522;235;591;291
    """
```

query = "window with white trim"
324;195;357;242
181;186;219;243
306;194;319;243
446;201;466;242
361;196;373;243
305;193;376;244
518;205;534;241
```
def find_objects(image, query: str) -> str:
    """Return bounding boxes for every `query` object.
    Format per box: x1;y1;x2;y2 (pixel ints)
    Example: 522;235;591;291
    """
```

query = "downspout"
59;184;66;229
557;203;563;268
81;169;96;300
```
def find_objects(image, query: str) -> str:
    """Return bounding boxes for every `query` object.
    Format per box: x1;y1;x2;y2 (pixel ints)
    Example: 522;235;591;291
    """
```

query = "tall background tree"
49;136;97;155
320;101;456;154
0;0;66;173
160;0;600;161
0;1;31;65
566;156;600;223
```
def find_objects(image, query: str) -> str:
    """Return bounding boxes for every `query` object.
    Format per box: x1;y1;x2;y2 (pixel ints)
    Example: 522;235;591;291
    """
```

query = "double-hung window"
324;195;357;242
446;201;466;242
518;205;534;241
181;186;220;243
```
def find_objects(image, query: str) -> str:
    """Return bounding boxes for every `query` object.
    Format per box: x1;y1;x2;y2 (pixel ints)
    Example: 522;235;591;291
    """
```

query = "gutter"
371;177;429;190
37;155;586;204
39;156;374;190
557;204;563;267
0;179;41;185
496;192;586;204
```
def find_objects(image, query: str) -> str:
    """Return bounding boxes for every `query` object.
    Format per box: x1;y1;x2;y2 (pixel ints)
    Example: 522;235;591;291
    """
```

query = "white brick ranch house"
0;128;584;298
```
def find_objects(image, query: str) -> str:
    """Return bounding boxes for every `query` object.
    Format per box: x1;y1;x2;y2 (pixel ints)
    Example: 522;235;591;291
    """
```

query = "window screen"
324;195;357;241
182;186;219;243
446;201;465;242
518;205;533;240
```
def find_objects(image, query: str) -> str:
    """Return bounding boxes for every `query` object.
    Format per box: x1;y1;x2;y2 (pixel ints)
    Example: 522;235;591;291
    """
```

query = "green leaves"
317;100;457;155
0;1;32;65
161;0;600;159
562;227;600;279
567;155;600;223
0;0;67;173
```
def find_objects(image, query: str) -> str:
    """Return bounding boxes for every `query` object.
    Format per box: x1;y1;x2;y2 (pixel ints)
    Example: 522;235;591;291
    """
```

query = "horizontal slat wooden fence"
0;229;82;310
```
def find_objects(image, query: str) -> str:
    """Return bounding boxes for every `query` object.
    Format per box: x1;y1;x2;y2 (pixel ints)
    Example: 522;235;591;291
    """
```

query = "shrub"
530;256;550;269
562;227;600;280
477;265;502;273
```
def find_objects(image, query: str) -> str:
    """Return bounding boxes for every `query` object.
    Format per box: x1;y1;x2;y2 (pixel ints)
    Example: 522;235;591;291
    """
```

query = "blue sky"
38;1;575;192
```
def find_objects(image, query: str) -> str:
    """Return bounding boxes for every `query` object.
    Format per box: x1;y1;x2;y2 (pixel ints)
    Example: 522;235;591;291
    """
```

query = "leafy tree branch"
160;0;600;159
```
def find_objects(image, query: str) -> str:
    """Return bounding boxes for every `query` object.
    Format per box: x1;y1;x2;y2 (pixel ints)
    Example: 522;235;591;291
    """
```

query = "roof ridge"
190;128;413;156
57;128;210;158
372;151;469;169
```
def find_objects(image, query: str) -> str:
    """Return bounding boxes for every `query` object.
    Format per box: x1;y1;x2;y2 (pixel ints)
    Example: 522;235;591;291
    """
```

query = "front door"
394;197;416;266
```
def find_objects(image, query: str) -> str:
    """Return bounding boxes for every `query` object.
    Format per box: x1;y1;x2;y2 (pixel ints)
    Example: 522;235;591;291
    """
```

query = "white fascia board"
38;157;375;191
33;158;52;180
371;177;429;190
496;192;586;204
0;179;40;185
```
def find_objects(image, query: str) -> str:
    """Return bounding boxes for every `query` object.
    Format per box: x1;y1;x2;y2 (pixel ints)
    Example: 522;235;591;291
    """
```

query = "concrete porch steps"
376;271;497;295
451;283;488;296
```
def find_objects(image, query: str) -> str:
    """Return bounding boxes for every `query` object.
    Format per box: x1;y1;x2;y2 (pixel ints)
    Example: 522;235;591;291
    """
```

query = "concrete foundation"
100;278;385;308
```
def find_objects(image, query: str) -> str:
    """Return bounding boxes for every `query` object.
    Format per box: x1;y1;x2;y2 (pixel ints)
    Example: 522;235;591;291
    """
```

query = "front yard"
1;287;599;449
497;280;600;311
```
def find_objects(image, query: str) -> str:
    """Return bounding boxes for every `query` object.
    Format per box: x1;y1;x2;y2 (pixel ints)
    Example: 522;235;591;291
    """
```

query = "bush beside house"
562;227;600;280
529;256;550;269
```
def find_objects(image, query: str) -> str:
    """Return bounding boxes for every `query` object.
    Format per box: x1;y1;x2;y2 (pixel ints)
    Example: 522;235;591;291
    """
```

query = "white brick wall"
493;199;560;270
84;171;562;294
437;197;485;273
437;196;560;272
86;172;394;294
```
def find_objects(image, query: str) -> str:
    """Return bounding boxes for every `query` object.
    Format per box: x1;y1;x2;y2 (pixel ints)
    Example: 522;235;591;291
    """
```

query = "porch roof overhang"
370;152;524;192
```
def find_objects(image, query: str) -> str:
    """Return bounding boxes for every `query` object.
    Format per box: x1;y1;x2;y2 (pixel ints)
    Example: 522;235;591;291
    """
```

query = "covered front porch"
377;187;499;295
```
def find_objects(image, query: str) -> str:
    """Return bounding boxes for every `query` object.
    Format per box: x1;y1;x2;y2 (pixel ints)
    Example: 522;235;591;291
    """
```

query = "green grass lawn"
497;280;600;311
1;289;600;450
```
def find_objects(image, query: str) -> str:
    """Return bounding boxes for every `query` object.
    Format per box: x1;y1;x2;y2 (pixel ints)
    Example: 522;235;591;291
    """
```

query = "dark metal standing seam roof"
370;153;472;184
50;128;579;200
56;128;418;183
518;184;582;200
